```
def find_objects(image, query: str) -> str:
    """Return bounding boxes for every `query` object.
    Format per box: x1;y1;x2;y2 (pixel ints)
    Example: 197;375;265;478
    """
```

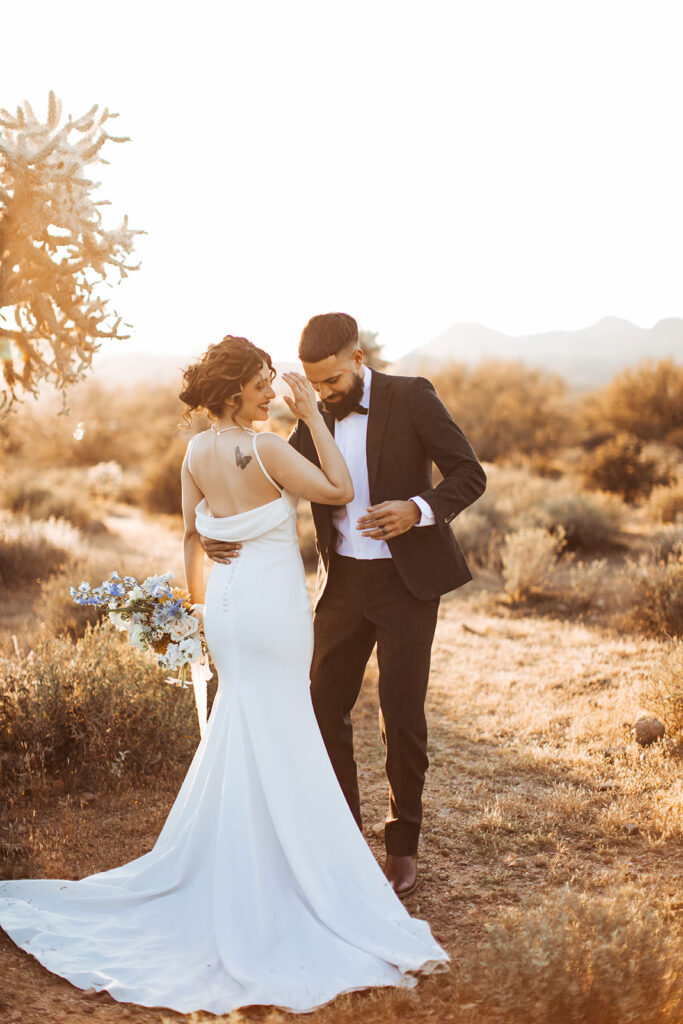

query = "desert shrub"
582;357;683;444
0;468;103;532
501;526;565;602
456;468;623;570
0;626;199;791
455;502;508;571
0;513;81;586
568;558;609;610
139;439;186;515
87;460;124;499
431;359;574;462
1;380;200;471
581;433;670;502
623;543;683;637
643;641;683;737
648;478;683;524
534;491;624;551
456;886;683;1024
652;525;683;561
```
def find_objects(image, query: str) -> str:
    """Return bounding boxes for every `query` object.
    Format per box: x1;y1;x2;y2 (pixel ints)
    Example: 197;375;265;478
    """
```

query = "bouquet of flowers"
71;571;211;734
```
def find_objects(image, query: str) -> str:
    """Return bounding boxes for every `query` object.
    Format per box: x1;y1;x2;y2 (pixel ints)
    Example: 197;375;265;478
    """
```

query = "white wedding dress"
0;433;448;1015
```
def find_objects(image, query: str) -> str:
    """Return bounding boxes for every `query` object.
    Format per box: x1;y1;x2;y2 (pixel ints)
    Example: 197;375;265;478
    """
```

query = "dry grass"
1;567;682;1022
643;640;683;738
0;512;82;586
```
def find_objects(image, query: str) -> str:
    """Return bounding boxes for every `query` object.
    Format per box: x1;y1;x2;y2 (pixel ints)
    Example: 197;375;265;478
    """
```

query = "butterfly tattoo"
235;446;252;470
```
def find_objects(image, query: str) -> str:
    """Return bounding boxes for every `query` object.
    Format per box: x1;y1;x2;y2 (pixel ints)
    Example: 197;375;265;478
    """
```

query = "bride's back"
188;428;281;518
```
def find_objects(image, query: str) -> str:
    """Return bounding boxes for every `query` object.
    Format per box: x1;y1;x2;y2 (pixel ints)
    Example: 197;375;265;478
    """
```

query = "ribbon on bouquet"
190;655;212;737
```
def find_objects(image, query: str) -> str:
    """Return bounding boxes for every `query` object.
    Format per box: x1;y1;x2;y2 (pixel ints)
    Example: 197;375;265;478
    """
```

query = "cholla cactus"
0;92;142;412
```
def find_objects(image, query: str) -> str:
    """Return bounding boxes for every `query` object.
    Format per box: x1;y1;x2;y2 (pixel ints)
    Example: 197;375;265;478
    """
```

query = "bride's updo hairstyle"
179;336;274;422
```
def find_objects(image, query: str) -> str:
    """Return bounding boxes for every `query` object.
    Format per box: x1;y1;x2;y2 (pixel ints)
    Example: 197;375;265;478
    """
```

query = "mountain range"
390;317;683;390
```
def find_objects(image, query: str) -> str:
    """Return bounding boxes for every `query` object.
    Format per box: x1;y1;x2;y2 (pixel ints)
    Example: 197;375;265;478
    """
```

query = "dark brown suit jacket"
289;368;486;603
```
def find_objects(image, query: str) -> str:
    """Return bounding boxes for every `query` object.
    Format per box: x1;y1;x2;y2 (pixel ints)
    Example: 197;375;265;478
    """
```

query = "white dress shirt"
332;365;436;560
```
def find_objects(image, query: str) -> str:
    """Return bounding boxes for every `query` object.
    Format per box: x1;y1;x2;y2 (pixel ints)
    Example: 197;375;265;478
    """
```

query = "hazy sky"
3;1;683;363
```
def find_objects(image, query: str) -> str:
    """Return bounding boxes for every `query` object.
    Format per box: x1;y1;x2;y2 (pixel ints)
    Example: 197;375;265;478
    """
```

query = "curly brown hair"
179;336;274;421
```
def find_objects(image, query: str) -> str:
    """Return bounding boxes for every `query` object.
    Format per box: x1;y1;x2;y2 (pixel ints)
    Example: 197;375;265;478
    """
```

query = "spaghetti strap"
252;433;284;494
186;434;201;478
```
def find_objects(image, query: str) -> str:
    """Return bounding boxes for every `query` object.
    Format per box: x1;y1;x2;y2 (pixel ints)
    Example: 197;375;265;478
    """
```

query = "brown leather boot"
384;854;418;899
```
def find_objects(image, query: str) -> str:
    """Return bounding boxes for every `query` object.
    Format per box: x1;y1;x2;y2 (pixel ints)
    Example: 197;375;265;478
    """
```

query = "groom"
203;313;486;896
291;314;485;896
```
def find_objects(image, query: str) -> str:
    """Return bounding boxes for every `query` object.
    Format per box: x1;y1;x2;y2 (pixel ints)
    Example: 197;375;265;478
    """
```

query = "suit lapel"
366;370;392;491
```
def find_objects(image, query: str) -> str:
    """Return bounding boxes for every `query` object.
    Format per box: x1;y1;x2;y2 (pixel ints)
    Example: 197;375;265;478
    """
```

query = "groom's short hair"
299;313;358;362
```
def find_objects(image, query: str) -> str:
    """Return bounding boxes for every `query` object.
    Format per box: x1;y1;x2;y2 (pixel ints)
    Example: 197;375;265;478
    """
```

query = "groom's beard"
322;374;365;421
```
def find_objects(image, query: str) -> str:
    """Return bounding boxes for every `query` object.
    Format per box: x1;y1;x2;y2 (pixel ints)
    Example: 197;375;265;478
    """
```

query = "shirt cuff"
410;495;436;527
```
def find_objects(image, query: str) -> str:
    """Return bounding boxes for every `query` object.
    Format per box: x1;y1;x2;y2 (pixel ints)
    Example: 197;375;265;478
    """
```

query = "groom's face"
301;346;365;418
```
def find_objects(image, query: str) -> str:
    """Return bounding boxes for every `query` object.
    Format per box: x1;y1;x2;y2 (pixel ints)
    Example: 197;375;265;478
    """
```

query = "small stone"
81;987;98;998
633;717;666;746
624;823;639;836
79;792;97;807
372;822;386;836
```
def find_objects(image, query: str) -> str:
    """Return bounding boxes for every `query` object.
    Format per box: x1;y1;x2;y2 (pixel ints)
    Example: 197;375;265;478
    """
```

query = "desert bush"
648;478;683;524
501;526;565;602
581;433;670;502
431;359;574;462
568;558;609;610
623;542;683;637
87;460;124;499
454;502;508;571
139;438;186;515
1;380;198;471
0;467;103;532
0;626;199;791
534;492;624;551
463;465;623;571
582;357;683;445
0;513;81;586
456;886;683;1024
643;641;683;737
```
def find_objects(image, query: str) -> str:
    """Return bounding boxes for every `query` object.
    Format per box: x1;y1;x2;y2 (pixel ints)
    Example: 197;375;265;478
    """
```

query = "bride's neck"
212;415;253;432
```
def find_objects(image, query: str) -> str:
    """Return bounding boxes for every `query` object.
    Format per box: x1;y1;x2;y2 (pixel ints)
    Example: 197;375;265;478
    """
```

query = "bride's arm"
259;374;353;505
181;454;206;605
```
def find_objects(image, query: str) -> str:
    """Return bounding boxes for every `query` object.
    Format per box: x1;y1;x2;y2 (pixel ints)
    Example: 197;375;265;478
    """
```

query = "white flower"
159;642;183;670
129;623;148;649
178;636;202;664
141;572;173;595
108;611;129;632
130;585;143;600
169;615;199;642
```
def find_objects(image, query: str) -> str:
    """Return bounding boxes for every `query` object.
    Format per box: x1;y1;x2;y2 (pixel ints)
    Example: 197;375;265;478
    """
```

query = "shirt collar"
360;363;371;407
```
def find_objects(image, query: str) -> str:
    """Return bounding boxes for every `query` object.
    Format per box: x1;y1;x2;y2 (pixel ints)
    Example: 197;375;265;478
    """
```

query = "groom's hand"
357;500;420;541
199;535;242;564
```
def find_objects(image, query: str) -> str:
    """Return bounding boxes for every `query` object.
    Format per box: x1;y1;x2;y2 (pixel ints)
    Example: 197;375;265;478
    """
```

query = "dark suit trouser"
310;553;440;856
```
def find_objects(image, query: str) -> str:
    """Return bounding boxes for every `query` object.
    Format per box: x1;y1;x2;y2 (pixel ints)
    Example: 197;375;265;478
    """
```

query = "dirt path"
1;514;681;1024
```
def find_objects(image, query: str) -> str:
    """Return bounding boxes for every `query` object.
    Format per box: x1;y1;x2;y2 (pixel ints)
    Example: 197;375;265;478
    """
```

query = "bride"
0;335;448;1015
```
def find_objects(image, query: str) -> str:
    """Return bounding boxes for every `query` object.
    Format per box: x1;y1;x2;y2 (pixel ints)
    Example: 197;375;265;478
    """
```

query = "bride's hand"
282;373;321;424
